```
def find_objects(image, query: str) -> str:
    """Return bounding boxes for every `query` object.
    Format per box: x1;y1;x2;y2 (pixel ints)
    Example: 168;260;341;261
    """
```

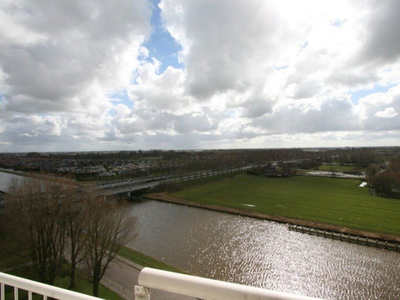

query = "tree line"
367;160;400;198
1;178;136;297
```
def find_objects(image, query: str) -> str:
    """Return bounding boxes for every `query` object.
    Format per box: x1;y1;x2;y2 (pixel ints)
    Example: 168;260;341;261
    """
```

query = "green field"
172;175;400;236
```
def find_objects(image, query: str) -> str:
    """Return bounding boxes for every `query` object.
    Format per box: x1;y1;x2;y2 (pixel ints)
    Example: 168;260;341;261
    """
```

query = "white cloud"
374;107;398;119
0;0;151;115
1;0;400;151
355;85;400;130
129;62;192;113
357;1;400;65
0;0;152;150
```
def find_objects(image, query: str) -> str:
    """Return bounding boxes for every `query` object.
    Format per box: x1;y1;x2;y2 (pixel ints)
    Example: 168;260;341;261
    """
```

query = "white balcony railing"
1;268;325;300
135;267;324;300
0;272;102;300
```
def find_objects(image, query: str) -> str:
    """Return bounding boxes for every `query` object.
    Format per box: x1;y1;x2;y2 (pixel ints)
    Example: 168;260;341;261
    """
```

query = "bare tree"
367;160;400;197
5;177;137;296
62;189;91;289
5;178;67;285
84;197;136;297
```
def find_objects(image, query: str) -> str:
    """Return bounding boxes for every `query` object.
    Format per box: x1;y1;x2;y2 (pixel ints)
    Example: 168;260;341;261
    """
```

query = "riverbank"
0;169;78;185
170;175;400;237
145;192;400;244
118;247;185;274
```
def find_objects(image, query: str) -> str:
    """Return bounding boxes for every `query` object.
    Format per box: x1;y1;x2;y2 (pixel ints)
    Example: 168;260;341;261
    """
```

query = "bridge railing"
0;272;102;300
135;267;324;300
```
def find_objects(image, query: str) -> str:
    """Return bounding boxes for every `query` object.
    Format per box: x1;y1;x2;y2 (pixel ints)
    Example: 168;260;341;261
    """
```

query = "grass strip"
118;247;184;273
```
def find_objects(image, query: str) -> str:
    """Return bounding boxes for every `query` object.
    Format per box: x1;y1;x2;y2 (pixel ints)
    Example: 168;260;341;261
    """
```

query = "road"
98;166;252;197
102;256;197;300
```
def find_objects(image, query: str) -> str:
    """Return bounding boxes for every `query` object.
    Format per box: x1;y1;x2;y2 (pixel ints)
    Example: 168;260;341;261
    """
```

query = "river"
127;200;400;300
0;171;26;193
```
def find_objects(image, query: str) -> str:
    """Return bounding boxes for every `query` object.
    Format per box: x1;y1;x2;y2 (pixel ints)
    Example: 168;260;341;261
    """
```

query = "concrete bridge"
96;165;250;198
0;165;251;203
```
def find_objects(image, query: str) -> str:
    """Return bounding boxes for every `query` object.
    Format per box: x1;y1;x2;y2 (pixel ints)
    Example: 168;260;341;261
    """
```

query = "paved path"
102;256;197;300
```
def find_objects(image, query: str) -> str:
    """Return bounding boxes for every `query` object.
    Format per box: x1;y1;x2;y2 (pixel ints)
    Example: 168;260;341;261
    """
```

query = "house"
264;163;278;177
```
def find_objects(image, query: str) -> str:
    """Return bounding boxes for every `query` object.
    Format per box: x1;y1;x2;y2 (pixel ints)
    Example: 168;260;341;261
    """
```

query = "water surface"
0;171;25;193
127;200;400;299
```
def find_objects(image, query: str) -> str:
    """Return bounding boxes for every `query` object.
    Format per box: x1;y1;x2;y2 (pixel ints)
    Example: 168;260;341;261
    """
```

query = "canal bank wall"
144;193;400;246
288;224;400;252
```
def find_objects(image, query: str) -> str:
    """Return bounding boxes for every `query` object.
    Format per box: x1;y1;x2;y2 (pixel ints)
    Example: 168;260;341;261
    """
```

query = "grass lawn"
0;230;32;270
172;175;400;236
55;273;122;300
118;247;184;273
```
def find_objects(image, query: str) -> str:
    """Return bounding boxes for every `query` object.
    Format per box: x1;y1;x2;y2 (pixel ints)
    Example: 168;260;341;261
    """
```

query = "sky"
0;0;399;152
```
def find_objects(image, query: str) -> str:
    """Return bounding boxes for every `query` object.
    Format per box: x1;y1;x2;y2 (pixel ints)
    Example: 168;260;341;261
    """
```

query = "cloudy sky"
0;0;399;152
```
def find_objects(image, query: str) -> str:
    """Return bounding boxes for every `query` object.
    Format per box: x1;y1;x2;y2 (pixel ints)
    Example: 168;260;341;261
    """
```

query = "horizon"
1;145;399;155
0;0;399;152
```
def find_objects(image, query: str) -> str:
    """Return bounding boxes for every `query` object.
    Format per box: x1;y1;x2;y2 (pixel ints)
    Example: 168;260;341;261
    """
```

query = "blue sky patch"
350;85;394;103
331;19;347;28
143;0;183;74
274;65;288;70
300;41;308;49
109;90;132;108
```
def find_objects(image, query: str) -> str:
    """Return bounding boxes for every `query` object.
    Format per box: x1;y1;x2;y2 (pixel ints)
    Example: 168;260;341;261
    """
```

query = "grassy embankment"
170;175;400;236
118;247;184;273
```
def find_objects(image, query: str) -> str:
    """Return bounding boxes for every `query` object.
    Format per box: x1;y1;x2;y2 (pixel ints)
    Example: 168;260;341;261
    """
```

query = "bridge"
0;165;251;207
96;165;251;198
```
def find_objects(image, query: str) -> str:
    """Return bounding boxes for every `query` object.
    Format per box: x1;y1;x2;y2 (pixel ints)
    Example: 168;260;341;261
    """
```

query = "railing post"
0;272;103;300
135;285;150;300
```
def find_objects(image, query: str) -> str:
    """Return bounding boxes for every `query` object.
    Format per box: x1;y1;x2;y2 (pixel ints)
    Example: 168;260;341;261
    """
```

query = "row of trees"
2;178;136;296
367;160;400;197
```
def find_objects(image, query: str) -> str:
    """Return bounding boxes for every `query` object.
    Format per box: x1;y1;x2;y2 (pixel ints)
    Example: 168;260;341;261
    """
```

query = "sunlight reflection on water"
127;200;400;300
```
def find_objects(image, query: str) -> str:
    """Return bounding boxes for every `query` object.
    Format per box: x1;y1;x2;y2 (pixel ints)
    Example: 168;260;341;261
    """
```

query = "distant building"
99;172;116;177
263;164;278;177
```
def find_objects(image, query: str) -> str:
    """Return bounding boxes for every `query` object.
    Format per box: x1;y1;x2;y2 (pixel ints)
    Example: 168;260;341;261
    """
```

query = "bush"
60;263;70;278
246;170;262;176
